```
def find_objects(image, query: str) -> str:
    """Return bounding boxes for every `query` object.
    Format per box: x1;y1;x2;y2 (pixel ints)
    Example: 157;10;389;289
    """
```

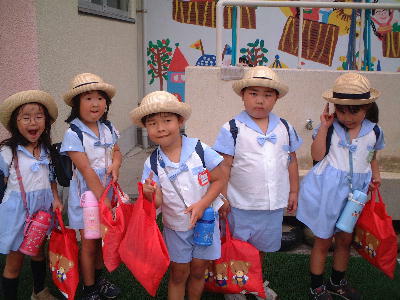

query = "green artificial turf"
1;251;399;299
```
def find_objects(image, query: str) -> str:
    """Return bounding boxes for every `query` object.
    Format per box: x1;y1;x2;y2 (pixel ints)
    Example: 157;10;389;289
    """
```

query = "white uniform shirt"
213;111;302;210
141;136;223;231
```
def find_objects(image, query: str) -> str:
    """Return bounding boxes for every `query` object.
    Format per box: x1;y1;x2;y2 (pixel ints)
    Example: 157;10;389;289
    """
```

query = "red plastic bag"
205;218;266;299
48;209;79;299
119;182;170;296
100;181;133;272
353;187;398;279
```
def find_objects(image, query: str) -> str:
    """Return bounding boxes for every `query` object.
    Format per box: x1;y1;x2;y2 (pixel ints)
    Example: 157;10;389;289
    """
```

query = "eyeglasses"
17;114;45;125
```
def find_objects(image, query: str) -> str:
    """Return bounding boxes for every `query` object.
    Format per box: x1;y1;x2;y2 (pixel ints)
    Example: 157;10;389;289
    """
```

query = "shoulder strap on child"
279;118;293;148
149;139;206;177
150;148;158;176
69;123;83;144
325;125;334;156
195;139;206;169
313;125;334;166
101;120;114;135
229;119;238;146
373;124;380;141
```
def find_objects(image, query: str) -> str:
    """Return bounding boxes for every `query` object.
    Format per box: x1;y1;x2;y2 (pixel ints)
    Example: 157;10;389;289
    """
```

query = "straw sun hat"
0;90;58;129
322;73;380;105
130;91;191;127
232;66;289;98
63;73;116;106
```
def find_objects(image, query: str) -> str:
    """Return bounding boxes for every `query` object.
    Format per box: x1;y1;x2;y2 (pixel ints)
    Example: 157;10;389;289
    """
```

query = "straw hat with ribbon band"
322;73;380;105
232;66;289;98
0;90;58;130
63;73;116;106
130;91;192;128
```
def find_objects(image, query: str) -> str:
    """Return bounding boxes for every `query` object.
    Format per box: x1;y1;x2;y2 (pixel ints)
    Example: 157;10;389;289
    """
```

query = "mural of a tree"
147;39;173;90
240;39;268;66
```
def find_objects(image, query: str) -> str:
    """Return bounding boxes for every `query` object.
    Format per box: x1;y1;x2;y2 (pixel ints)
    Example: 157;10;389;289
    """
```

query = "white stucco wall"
35;0;139;142
185;67;400;171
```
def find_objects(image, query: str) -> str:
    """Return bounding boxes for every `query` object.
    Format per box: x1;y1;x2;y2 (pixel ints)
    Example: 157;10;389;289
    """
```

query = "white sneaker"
224;293;247;300
255;280;278;300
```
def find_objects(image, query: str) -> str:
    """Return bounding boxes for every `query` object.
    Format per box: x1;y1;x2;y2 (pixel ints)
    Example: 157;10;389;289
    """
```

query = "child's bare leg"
168;261;190;300
332;232;352;272
94;239;104;269
187;258;208;300
310;237;333;275
80;230;97;286
3;251;24;278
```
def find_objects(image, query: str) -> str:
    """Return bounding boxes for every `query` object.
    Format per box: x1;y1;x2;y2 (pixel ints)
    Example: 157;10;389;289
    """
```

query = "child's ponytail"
366;102;379;124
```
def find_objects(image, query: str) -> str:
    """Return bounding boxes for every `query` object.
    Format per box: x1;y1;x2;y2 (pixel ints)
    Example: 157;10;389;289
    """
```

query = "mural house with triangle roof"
167;44;189;102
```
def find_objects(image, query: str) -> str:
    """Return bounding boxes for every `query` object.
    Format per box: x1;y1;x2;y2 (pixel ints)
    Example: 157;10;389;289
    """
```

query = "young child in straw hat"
131;91;225;299
213;66;303;300
60;73;122;299
0;90;62;300
297;73;384;299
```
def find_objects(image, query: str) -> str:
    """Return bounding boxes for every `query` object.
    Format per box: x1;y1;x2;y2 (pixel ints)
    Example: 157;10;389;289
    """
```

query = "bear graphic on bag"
231;260;250;287
215;263;228;287
204;261;214;283
49;251;75;282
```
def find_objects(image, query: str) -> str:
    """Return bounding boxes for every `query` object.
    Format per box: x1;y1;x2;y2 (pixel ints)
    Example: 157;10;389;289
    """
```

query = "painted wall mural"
172;0;256;29
144;0;400;93
278;16;339;66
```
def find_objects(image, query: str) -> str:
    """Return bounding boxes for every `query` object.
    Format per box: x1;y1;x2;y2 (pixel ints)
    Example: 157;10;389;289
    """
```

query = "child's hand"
52;199;64;212
320;103;334;128
185;201;207;229
143;172;157;202
103;197;112;209
286;191;298;214
369;176;381;191
218;197;230;218
106;162;120;182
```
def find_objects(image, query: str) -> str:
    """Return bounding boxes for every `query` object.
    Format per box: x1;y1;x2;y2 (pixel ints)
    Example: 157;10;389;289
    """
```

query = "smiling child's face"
16;103;46;144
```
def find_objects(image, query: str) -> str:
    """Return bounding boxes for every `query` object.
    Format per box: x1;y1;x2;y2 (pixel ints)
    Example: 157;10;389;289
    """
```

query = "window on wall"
78;0;135;23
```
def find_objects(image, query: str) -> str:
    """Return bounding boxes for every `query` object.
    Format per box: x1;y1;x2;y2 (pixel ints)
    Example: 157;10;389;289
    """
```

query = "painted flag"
190;40;202;51
224;44;232;55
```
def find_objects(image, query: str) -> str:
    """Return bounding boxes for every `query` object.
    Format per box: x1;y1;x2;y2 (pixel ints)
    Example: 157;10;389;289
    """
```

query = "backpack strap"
102;120;114;135
195;139;206;168
150;148;158;176
229;119;238;147
325;125;334;157
279;118;293;148
149;139;206;177
313;125;334;166
69;123;83;144
373;124;380;142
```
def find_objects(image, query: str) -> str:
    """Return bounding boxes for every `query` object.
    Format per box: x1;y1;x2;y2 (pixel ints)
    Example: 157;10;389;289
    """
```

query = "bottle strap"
13;153;29;220
345;130;354;192
157;149;187;208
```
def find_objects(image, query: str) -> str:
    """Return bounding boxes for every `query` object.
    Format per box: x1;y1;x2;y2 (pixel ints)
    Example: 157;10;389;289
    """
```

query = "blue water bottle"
193;207;215;246
336;190;368;233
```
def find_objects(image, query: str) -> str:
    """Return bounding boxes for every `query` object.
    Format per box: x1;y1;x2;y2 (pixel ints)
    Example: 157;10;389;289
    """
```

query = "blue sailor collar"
17;145;50;171
17;144;48;160
157;135;198;169
235;111;280;135
333;119;377;142
70;118;108;143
